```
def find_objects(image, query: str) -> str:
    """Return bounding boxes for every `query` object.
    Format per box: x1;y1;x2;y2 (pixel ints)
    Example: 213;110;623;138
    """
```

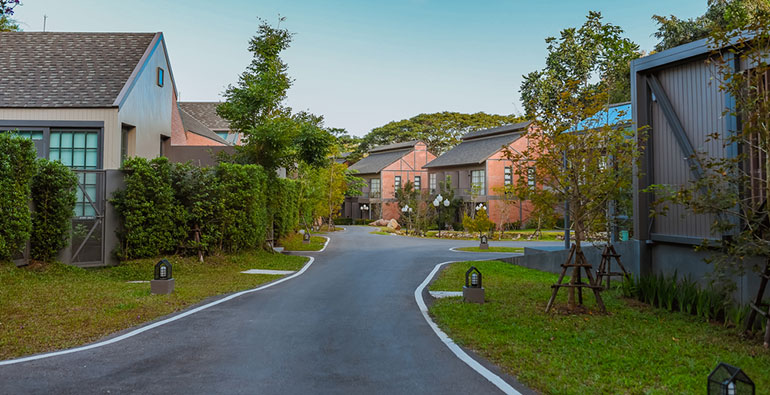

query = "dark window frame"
157;67;165;87
414;175;421;190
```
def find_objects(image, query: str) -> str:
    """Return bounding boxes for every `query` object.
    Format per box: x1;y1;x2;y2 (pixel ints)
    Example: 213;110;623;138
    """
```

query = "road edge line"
0;256;316;366
414;261;520;395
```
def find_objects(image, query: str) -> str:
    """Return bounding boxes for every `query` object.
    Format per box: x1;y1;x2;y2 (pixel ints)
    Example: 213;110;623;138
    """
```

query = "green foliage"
462;208;496;237
0;133;37;260
30;159;78;261
268;177;300;239
215;163;269;251
169;163;221;255
112;157;186;260
353;112;525;161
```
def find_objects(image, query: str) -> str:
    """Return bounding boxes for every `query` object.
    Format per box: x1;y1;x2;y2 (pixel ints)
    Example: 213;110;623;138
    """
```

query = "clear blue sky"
15;0;706;136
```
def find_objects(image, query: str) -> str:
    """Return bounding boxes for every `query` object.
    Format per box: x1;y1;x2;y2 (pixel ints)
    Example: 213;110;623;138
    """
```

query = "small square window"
157;67;164;87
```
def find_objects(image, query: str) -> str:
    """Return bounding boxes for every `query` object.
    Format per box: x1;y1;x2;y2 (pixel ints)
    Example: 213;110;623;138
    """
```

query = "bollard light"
465;266;482;288
708;363;754;395
151;259;175;295
463;266;485;304
154;259;172;280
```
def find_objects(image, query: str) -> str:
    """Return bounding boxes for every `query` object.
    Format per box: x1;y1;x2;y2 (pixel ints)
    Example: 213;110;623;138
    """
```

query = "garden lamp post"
433;194;450;238
401;205;413;234
708;363;754;395
462;266;484;304
360;204;369;220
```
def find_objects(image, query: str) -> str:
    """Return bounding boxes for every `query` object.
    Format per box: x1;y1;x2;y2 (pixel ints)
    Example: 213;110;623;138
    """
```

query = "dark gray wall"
165;145;236;167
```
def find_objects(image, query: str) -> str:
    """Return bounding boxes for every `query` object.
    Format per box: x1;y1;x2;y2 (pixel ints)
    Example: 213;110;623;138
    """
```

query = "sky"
14;0;707;136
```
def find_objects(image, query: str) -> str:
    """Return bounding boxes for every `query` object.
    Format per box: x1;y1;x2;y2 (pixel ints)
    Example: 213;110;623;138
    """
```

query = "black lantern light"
303;232;311;241
465;266;482;288
708;363;754;395
154;259;172;280
480;235;488;244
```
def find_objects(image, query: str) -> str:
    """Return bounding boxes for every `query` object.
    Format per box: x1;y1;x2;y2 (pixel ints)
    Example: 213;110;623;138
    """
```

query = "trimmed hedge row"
112;158;301;260
0;133;78;262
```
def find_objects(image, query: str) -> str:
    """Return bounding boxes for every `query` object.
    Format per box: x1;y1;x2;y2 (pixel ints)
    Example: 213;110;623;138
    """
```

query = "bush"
215;163;268;251
112;157;186;259
0;133;37;260
30;159;78;261
334;218;353;225
170;163;221;255
268;178;300;240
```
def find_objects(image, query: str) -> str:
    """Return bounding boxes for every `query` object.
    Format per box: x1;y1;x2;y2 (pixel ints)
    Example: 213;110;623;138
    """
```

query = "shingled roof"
178;102;231;130
0;32;159;107
423;123;529;168
349;141;422;175
178;106;231;145
368;140;420;153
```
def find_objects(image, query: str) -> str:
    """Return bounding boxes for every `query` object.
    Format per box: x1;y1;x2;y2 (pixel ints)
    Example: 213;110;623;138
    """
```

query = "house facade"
345;141;436;220
630;36;765;303
423;122;535;228
0;31;183;267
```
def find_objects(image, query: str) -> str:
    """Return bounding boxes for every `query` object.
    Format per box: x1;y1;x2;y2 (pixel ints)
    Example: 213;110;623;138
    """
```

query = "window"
394;176;401;190
49;130;100;217
471;170;485;194
504;166;513;186
216;132;229;140
4;129;45;156
527;167;536;190
157;67;164;87
414;176;421;190
429;173;437;192
370;178;380;198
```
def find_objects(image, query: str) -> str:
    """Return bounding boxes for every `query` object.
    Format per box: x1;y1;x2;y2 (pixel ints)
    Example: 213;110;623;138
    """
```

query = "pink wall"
378;142;436;221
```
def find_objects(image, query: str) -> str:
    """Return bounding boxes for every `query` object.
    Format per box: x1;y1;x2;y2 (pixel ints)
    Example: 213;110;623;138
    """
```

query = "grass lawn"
425;230;569;242
429;260;770;393
454;246;524;253
0;251;308;360
370;231;392;236
278;232;327;251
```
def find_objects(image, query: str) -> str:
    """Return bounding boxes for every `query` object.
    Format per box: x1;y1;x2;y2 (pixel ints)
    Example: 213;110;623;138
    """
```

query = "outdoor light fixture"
151;259;175;295
708;363;754;395
476;203;487;211
433;195;451;238
303;231;311;244
479;234;489;250
463;266;484;304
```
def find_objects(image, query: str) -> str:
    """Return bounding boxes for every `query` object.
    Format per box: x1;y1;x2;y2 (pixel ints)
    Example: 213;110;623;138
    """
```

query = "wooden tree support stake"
745;258;770;347
595;244;630;289
545;244;606;313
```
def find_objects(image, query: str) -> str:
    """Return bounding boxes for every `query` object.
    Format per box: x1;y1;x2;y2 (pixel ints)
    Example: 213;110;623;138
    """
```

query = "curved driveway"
0;226;557;394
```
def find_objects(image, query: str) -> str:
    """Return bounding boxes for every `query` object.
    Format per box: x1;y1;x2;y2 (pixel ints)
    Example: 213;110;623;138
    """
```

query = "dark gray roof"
369;140;420;153
461;121;531;141
348;149;411;175
423;132;522;168
178;106;231;145
0;32;157;107
178;102;231;130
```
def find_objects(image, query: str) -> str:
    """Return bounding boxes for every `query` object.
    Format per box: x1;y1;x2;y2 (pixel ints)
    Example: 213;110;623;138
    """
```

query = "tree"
217;18;334;171
462;208;495;239
352;112;525;162
651;0;768;52
648;2;770;337
511;12;641;310
520;12;639;114
0;0;20;32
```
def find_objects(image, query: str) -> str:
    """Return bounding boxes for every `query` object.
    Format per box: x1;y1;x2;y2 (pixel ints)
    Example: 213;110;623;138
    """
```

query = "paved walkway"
0;226;551;394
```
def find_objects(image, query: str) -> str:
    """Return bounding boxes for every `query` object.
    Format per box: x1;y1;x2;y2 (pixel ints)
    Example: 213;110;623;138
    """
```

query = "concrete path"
0;226;549;394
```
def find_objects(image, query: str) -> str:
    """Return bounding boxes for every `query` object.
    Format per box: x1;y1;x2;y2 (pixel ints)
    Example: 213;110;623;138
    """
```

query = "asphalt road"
0;227;559;394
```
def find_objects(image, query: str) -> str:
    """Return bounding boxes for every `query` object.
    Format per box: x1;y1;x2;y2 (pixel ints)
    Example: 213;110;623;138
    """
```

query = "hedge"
113;159;300;260
30;159;78;261
0;133;37;260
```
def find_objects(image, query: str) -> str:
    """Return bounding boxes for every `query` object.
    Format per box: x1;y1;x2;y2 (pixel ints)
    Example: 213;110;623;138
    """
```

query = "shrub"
112;157;186;259
30;159;78;261
215;163;268;251
169;163;221;256
0;133;37;260
268;177;300;240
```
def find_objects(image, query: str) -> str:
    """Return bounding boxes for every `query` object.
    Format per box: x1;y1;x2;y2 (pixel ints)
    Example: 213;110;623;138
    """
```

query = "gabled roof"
349;149;412;175
178;106;231;145
178;102;231;130
0;32;163;108
369;140;421;153
461;121;531;141
423;123;528;168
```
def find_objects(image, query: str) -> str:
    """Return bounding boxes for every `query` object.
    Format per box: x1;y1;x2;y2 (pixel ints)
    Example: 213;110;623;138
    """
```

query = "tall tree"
0;0;21;32
511;12;642;310
652;0;768;52
218;18;333;171
353;112;524;162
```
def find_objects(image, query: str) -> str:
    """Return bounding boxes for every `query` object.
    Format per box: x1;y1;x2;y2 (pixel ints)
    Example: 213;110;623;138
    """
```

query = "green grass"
424;230;569;241
429;260;770;393
455;246;524;253
278;232;327;251
370;231;392;236
0;251;308;360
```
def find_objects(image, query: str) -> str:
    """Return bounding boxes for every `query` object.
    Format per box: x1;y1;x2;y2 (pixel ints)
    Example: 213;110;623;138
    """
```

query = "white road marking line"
240;269;296;275
0;256;316;366
414;261;521;395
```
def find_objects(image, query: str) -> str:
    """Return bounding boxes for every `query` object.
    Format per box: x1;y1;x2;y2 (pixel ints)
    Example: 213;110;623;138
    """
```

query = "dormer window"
157;67;164;87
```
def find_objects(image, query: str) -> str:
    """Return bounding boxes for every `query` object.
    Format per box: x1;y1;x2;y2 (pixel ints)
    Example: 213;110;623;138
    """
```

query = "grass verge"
0;251;308;360
423;230;569;241
428;260;770;393
454;246;524;253
278;232;327;251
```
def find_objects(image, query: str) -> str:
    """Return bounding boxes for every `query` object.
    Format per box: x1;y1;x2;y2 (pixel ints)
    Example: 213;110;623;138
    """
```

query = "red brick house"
345;141;436;220
423;122;535;228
